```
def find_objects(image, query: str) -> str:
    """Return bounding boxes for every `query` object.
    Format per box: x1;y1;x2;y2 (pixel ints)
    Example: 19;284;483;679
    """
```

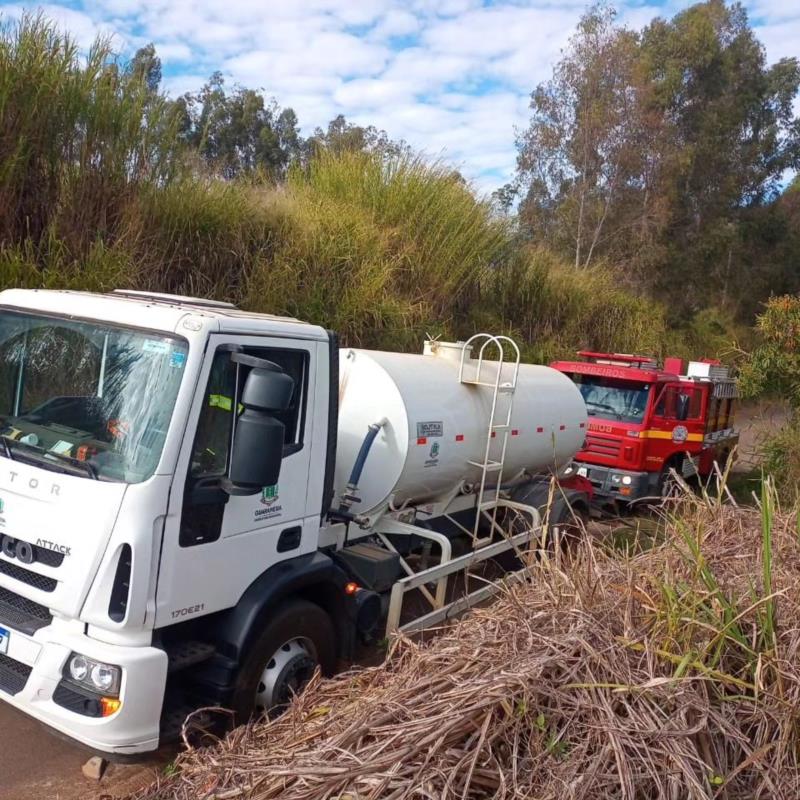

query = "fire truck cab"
550;352;738;505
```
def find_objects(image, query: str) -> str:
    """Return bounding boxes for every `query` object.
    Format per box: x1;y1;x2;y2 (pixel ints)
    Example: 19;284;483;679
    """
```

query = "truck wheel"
657;461;682;499
231;599;335;722
548;502;588;551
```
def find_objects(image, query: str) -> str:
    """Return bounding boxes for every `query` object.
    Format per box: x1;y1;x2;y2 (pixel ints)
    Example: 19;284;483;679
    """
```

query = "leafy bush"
762;421;800;504
739;295;800;405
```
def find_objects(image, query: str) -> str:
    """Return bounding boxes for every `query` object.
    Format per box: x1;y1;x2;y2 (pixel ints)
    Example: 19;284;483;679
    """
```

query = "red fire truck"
550;352;738;506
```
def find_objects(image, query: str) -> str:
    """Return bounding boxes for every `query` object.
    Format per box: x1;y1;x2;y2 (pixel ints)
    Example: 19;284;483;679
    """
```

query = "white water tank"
334;341;587;517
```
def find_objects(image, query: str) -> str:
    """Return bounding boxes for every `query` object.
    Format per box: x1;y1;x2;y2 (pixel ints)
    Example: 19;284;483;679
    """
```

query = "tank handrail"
458;332;521;388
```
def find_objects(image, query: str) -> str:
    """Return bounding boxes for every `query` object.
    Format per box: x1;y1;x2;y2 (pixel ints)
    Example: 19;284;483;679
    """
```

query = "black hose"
338;419;386;513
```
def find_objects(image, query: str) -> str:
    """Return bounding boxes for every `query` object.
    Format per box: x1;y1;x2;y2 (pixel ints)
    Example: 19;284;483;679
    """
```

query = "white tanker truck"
0;289;589;755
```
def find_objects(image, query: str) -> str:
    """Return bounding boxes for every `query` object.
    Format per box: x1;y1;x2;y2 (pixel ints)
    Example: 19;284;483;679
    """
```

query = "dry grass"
132;490;800;800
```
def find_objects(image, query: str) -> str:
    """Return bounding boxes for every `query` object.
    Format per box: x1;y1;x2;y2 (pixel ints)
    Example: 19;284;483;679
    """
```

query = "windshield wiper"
41;449;99;480
585;401;622;420
2;438;98;480
0;435;15;462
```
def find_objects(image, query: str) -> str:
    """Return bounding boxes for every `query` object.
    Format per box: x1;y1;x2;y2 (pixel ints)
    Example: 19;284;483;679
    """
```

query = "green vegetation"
0;15;664;363
736;296;800;502
0;7;797;373
510;0;800;324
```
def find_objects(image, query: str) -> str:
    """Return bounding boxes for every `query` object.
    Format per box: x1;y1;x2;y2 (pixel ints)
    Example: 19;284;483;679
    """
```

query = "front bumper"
569;463;651;502
0;616;167;754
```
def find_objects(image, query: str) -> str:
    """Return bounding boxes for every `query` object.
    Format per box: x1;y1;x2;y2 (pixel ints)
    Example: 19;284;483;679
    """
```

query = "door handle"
277;526;302;553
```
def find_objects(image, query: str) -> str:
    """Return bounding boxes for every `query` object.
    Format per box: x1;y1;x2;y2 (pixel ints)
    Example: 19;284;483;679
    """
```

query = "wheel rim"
253;637;317;715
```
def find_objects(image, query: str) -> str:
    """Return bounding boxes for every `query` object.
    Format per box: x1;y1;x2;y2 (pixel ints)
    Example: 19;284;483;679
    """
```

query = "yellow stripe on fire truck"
638;430;704;442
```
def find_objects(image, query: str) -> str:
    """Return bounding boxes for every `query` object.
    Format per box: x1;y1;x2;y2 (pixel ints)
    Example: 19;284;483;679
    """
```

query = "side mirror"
224;366;295;496
676;394;690;421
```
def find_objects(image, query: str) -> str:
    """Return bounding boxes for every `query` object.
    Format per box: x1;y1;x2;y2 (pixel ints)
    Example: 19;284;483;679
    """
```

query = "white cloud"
370;9;420;39
3;0;797;194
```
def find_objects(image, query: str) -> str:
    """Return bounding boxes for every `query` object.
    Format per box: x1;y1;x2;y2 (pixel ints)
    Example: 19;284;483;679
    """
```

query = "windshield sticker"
170;351;187;368
49;440;73;455
142;340;170;354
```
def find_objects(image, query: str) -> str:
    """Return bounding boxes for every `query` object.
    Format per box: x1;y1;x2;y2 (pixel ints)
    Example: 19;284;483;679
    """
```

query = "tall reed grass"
0;14;666;361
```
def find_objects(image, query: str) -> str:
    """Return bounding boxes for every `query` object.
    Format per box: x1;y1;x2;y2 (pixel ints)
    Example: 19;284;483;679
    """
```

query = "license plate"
577;467;588;478
0;626;8;655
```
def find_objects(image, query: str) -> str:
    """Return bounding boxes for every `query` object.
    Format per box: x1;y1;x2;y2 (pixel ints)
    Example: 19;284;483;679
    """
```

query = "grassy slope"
0;17;669;363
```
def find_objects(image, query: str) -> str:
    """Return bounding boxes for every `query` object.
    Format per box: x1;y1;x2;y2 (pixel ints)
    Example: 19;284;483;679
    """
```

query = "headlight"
66;652;122;696
69;654;89;683
563;465;574;475
610;474;622;484
622;475;632;486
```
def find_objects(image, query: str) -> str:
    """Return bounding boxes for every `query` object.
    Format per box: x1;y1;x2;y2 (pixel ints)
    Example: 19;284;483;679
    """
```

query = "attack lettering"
35;538;71;556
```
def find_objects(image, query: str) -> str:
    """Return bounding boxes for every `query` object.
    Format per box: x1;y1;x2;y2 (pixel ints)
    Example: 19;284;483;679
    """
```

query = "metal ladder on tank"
459;333;521;548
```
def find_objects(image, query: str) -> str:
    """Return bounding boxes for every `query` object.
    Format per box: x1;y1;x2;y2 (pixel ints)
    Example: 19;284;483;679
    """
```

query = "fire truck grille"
0;652;33;696
0;585;52;634
584;433;622;459
0;559;57;593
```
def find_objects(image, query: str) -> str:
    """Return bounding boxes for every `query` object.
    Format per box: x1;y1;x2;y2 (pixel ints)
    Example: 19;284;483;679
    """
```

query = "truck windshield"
0;309;188;483
572;375;651;425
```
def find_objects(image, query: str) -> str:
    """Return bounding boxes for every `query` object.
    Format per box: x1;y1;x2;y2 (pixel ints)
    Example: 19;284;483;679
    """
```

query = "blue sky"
1;0;797;194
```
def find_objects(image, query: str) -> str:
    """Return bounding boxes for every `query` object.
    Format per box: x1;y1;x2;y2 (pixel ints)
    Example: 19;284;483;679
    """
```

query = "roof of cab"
0;289;328;341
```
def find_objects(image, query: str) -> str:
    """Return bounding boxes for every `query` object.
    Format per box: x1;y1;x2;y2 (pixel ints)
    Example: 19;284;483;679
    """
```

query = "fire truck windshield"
0;309;188;483
573;375;651;425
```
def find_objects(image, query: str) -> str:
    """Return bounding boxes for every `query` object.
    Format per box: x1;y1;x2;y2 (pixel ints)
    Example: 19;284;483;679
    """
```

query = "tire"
657;460;682;499
548;502;588;551
231;599;336;722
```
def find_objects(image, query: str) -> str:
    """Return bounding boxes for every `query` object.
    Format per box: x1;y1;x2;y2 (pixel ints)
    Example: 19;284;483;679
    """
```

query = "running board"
385;524;539;636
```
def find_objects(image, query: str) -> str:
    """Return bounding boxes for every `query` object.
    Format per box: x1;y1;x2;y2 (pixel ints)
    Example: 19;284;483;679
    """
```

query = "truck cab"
551;352;738;505
0;288;340;753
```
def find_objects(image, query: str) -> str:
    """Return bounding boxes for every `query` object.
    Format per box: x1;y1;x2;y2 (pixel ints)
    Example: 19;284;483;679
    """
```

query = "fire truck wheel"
231;599;336;723
657;460;682;499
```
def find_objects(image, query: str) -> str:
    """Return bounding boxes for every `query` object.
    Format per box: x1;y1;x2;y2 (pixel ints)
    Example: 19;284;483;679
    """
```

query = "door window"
189;346;309;479
654;385;702;421
180;344;309;547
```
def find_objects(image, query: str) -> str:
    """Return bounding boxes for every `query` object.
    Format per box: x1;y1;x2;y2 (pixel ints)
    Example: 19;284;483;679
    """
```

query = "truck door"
649;383;704;467
154;334;329;627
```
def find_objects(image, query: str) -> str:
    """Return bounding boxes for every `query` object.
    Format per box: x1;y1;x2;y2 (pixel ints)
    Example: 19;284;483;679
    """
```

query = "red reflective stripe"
455;434;464;442
536;426;544;433
417;437;427;445
579;422;586;428
559;424;566;431
491;432;496;438
511;429;519;436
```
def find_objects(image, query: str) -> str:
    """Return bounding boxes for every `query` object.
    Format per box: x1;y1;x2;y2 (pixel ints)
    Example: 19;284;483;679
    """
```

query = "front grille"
32;546;65;568
0;559;57;592
0;536;65;568
0;652;33;696
0;585;52;634
584;433;621;459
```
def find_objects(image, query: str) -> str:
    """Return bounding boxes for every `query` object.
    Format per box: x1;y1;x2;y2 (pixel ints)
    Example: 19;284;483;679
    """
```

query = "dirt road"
733;399;788;471
0;702;165;800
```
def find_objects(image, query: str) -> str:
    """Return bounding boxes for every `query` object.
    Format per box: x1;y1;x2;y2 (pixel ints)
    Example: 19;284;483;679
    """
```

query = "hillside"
0;15;754;364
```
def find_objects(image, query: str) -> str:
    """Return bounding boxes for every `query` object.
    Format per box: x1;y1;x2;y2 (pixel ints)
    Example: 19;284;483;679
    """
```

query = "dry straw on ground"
133;491;800;800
